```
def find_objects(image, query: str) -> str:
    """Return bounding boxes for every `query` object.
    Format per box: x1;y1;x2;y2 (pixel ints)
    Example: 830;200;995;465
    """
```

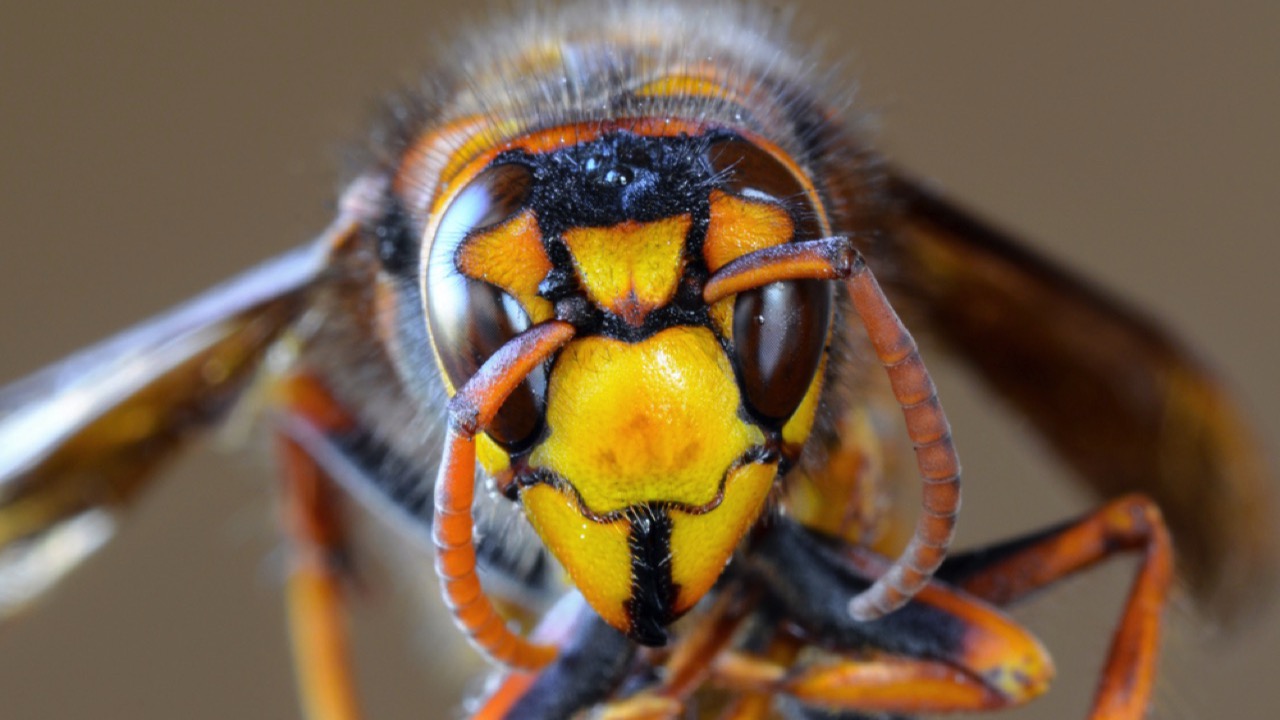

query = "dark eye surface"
709;137;804;201
732;279;831;424
424;162;544;449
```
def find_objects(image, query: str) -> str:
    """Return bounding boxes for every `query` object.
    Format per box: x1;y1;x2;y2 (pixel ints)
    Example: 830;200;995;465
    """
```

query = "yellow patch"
669;460;777;613
530;326;763;515
786;406;892;547
703;190;794;272
636;73;734;101
781;355;827;447
709;297;734;339
455;209;555;323
562;216;690;324
520;484;633;632
475;433;511;478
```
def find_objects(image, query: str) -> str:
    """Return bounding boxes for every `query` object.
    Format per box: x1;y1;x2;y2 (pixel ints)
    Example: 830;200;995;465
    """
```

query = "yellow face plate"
668;460;777;613
520;483;635;631
520;456;778;636
529;326;764;515
519;325;780;637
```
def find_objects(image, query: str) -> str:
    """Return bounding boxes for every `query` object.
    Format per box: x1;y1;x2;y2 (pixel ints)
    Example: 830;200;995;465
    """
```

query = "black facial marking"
537;265;579;301
553;295;600;329
512;130;714;234
624;507;679;646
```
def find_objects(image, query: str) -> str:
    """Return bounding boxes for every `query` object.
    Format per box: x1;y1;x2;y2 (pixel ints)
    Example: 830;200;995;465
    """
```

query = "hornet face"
423;125;833;644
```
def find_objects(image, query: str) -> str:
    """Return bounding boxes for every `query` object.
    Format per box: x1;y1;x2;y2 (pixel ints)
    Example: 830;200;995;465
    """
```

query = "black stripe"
623;506;679;646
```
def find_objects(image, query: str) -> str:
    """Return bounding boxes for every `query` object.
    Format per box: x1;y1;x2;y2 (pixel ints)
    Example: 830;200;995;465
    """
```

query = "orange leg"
938;494;1175;720
713;652;1017;714
277;328;576;718
278;432;362;720
713;694;774;720
655;588;754;700
706;566;1054;715
739;518;1055;715
713;633;803;720
821;493;1174;719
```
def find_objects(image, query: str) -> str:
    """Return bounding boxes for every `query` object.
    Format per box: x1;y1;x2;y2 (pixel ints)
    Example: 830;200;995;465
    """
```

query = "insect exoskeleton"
372;44;853;648
419;120;836;643
334;3;958;658
2;3;1272;719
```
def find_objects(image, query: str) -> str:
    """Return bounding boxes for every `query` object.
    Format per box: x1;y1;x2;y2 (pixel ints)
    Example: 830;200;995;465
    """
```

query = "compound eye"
733;279;831;424
424;162;544;449
709;136;831;423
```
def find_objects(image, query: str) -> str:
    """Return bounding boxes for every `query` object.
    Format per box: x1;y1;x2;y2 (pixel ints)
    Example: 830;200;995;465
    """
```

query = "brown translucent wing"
0;242;333;617
879;170;1276;623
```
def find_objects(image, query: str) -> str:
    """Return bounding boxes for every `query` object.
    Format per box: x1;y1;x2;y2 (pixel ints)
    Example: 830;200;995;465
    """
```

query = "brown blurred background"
1;2;1276;718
